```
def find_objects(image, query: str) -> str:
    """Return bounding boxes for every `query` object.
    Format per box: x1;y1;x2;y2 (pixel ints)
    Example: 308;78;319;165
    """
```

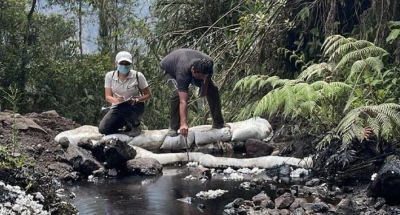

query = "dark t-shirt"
160;49;213;92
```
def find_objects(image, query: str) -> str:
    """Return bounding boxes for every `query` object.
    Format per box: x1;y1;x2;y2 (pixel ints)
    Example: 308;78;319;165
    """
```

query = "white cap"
115;51;132;64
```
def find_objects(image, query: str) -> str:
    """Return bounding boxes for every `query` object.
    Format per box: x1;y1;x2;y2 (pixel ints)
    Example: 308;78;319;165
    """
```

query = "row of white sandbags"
54;117;272;151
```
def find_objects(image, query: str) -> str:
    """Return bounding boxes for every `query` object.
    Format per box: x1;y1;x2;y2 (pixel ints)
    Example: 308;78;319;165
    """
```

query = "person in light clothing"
99;51;152;137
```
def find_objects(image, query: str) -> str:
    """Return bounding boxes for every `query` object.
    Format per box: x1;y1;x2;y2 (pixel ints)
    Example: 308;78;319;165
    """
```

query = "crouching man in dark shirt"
160;48;226;137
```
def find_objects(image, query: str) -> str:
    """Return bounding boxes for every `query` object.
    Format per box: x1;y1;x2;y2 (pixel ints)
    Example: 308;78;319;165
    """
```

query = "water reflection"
67;166;262;215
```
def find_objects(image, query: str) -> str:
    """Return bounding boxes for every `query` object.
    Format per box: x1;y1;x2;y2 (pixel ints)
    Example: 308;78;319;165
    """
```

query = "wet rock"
41;110;60;117
191;165;212;180
237;207;248;215
92;168;106;177
310;202;329;213
292;207;306;215
104;138;137;169
266;208;289;215
305;178;321;186
290;185;299;196
91;141;106;161
335;198;354;215
233;198;246;208
244;138;274;157
374;197;386;209
289;198;307;210
275;192;295;209
230;141;245;152
194;142;223;155
278;165;291;176
64;144;103;176
276;187;290;195
252;192;270;206
126;157;163;176
62;171;81;181
367;155;400;199
59;136;70;149
77;139;93;150
260;199;275;209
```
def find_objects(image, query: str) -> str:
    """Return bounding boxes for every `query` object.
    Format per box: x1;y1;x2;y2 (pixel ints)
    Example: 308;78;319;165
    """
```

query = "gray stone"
244;138;274;157
274;192;295;209
191;165;212;180
126;157;163;176
290;198;308;210
104;138;137;169
367;155;400;199
310;202;329;213
64;144;103;176
41;110;60;117
59;137;70;148
335;198;354;215
252;192;270;206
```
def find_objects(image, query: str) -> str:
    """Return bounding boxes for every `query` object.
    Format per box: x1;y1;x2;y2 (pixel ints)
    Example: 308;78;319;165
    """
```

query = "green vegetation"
0;85;30;170
0;0;400;169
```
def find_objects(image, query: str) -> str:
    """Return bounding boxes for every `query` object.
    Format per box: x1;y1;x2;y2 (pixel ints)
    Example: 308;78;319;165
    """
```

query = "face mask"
118;65;131;74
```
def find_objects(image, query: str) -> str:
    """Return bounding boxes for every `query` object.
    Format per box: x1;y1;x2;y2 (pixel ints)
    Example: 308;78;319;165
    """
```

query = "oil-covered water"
67;165;267;215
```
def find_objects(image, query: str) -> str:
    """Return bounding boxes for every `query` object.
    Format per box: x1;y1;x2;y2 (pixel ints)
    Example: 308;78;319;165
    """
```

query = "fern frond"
297;63;332;82
254;88;283;117
330;40;374;61
330;103;400;149
317;132;340;150
236;101;259;120
253;81;350;121
334;46;387;70
234;75;269;92
322;35;347;56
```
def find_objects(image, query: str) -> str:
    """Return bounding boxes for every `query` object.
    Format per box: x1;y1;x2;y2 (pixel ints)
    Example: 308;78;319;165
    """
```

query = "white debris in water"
88;175;98;182
237;167;265;175
183;175;197;180
290;168;310;178
223;173;244;181
239;182;251;190
371;173;378;181
196;189;228;199
186;162;199;167
177;197;192;204
223;167;236;174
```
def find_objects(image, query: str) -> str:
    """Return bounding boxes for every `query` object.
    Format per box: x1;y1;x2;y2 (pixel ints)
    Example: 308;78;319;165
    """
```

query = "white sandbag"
54;125;102;145
191;125;232;146
133;146;313;168
160;131;195;150
230;117;272;142
102;133;132;142
126;129;166;150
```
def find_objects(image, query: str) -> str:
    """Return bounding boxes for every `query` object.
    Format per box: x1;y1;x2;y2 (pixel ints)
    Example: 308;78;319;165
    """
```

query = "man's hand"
179;124;189;137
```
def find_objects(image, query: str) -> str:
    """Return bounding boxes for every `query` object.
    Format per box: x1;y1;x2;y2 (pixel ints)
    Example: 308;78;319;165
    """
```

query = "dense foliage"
1;0;400;157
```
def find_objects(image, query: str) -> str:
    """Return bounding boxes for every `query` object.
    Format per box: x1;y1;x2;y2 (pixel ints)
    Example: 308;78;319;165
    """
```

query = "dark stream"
67;165;268;215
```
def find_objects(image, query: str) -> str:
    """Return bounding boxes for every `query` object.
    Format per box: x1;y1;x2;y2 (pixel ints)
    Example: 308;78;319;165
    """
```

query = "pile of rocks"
0;181;48;215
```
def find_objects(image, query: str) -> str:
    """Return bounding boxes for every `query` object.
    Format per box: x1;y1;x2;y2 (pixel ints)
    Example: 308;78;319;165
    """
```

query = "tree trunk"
20;0;37;112
78;0;83;56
